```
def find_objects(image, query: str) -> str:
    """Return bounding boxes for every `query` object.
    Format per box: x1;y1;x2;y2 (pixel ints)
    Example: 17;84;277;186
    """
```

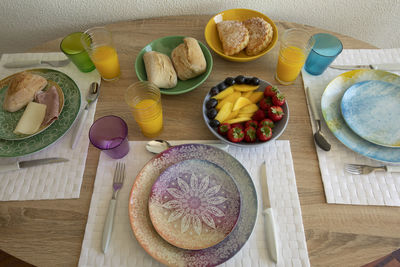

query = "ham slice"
34;86;60;125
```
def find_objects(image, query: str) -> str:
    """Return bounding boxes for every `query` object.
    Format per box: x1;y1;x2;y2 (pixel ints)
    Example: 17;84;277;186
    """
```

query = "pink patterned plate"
148;159;241;250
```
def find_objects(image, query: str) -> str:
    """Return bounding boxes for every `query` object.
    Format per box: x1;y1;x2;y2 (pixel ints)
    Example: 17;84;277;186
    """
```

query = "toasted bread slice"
243;17;274;56
216;20;249;56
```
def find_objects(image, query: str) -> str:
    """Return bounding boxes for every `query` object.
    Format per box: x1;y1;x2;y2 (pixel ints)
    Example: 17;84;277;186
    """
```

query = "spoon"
146;140;229;154
71;82;100;149
305;87;331;151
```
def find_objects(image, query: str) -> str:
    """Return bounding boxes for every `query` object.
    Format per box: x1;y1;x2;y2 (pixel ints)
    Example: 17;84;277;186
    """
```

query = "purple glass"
89;115;129;159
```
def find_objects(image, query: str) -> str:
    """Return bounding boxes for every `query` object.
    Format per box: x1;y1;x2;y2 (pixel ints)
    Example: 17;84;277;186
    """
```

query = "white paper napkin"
0;52;101;201
301;48;400;206
78;140;310;267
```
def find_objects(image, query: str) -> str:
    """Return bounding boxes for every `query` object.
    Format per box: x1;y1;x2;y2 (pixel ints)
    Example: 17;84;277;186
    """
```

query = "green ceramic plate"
0;78;65;140
0;69;81;157
135;36;213;95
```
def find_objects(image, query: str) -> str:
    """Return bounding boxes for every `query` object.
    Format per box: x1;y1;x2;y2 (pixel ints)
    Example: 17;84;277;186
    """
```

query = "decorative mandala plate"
340;80;400;148
0;69;81;157
148;159;241;250
321;69;400;163
0;77;65;140
129;144;257;267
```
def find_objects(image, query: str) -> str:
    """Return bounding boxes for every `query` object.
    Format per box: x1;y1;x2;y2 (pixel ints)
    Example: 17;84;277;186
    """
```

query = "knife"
329;63;400;71
3;59;70;68
0;157;69;173
260;161;279;263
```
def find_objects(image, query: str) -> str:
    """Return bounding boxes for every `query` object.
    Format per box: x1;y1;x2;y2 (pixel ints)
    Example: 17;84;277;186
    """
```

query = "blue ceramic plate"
341;80;400;148
321;69;400;163
135;36;213;95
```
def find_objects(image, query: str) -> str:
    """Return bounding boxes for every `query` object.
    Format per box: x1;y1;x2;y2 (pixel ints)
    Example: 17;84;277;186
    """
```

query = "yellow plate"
204;8;278;62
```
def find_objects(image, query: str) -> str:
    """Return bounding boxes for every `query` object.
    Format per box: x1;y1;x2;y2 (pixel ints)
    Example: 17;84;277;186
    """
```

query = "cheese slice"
13;102;47;135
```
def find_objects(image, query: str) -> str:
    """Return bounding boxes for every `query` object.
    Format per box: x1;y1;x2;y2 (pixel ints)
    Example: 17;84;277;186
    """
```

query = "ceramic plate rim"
321;69;400;164
202;78;289;147
134;35;213;95
148;158;241;250
128;144;257;266
0;69;81;158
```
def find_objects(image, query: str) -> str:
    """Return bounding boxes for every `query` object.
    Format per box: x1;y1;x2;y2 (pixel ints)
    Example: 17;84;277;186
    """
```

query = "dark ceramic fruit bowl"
202;75;289;147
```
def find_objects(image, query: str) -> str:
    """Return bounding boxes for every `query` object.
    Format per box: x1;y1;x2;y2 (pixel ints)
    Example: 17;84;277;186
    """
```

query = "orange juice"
133;99;163;137
91;45;120;80
276;45;306;84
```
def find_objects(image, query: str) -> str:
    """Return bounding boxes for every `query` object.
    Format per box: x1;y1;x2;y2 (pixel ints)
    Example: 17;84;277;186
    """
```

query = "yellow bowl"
204;8;278;62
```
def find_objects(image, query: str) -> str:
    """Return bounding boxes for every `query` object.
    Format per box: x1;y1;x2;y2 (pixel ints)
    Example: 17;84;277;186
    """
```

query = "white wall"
1;0;399;54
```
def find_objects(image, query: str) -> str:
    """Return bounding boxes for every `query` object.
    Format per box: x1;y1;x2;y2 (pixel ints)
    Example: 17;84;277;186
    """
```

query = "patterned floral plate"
129;144;257;266
0;77;65;140
0;69;81;157
148;159;241;250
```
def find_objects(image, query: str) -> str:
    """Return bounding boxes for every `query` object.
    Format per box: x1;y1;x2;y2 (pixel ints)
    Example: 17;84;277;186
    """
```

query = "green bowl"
135;36;213;95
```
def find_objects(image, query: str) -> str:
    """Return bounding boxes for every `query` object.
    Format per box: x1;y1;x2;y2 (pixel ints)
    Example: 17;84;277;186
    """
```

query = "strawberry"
245;120;258;129
259;96;273;110
267;106;284;122
272;92;285;106
227;127;245;143
244;126;257;142
231;123;244;130
217;123;231;136
251;109;265;121
259;118;274;128
257;126;272;142
264;85;279;97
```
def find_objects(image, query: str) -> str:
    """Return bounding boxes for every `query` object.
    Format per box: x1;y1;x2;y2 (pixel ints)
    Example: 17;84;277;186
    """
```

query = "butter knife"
0;157;69;173
260;161;279;263
3;59;70;68
329;63;400;71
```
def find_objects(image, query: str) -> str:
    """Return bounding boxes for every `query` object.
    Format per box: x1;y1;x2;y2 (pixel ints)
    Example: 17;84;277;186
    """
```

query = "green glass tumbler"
60;32;95;73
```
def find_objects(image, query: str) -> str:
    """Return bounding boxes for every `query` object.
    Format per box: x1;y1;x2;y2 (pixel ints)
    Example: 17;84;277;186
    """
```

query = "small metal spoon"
305;87;331;151
146;140;228;154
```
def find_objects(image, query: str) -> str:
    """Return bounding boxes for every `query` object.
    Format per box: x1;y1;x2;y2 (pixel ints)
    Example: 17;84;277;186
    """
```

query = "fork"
345;164;400;175
102;162;125;253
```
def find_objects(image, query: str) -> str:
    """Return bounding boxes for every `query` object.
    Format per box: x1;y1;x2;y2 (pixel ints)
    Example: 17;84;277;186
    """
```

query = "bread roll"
3;72;47;112
143;51;177;89
171;37;207;80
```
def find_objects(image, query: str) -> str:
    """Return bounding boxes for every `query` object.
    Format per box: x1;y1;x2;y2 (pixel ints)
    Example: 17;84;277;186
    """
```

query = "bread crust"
216;20;249;56
3;72;47;112
143;51;177;89
243;17;274;56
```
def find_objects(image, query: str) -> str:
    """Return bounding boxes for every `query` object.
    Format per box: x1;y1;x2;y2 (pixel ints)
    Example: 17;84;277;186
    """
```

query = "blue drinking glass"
304;33;343;75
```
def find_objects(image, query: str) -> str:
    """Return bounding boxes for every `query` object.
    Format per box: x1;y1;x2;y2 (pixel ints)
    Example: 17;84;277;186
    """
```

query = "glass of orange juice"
275;28;315;85
125;81;163;138
81;27;121;81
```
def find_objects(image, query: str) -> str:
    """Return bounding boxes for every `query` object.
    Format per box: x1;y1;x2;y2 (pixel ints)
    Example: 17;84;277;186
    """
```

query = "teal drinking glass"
304;33;343;75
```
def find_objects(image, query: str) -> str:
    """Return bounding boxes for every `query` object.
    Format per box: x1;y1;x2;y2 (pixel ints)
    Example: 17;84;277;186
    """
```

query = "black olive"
250;77;260;85
224;77;235;86
206;108;218;119
210;86;219;96
206;98;218;109
217;82;228;91
209;119;220;128
235;75;245;84
244;77;252;84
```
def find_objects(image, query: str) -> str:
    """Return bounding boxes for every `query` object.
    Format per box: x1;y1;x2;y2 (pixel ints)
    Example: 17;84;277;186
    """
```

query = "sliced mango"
225;117;251;124
232;97;252;111
212;86;234;100
215;102;233;122
233;84;259;92
222;109;239;122
247;91;264;103
238;103;259;114
237;112;254;118
216;91;241;110
242;91;253;98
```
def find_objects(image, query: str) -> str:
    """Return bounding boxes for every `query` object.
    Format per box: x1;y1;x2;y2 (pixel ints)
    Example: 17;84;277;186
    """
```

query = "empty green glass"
60;32;95;73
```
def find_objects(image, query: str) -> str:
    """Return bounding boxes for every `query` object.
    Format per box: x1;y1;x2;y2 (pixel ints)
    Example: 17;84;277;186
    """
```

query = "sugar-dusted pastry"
171;37;207;80
3;72;47;112
243;17;274;56
143;51;177;89
216;20;249;56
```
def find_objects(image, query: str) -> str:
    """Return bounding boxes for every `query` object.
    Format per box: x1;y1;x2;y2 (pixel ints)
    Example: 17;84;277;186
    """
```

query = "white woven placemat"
301;48;400;206
0;52;101;201
78;140;309;267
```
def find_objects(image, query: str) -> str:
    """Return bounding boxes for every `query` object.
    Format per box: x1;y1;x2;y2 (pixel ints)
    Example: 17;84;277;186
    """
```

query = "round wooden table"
1;15;399;267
